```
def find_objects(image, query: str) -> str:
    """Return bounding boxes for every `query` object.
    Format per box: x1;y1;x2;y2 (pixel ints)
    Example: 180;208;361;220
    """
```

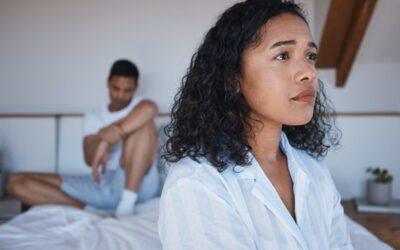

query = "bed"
0;197;393;250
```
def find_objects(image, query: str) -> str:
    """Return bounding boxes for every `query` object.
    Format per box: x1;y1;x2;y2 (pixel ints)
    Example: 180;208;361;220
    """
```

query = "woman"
159;0;353;249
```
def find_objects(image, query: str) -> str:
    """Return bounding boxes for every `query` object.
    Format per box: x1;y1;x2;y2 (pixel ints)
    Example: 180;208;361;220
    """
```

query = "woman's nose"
294;61;317;84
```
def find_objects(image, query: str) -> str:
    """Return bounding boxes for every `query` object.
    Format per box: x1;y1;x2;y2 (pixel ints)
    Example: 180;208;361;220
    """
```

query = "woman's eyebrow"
270;40;318;50
270;39;296;49
309;41;318;49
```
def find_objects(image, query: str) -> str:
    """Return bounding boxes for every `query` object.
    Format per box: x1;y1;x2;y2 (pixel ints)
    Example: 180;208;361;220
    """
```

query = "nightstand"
0;195;22;224
342;199;400;249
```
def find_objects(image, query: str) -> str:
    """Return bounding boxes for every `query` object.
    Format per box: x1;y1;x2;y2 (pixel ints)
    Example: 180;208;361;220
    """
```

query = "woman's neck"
247;120;283;165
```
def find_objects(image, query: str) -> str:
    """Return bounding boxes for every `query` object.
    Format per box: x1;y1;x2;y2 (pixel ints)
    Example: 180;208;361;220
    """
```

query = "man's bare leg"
115;121;157;217
6;173;84;208
121;121;157;192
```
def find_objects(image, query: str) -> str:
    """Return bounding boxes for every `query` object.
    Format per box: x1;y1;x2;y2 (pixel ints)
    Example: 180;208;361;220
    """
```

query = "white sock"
115;189;138;218
84;205;114;217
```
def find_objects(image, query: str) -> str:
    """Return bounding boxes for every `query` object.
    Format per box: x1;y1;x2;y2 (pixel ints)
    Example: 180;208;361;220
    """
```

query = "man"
6;59;160;217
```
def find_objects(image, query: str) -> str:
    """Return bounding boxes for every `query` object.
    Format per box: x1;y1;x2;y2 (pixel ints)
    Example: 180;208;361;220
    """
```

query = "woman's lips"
292;89;316;103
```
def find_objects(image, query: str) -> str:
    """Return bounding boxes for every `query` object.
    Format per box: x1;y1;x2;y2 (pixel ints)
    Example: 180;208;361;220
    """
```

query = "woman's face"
240;13;318;127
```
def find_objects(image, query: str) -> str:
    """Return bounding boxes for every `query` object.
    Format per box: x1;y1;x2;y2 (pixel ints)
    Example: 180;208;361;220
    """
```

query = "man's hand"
98;124;125;145
91;139;109;183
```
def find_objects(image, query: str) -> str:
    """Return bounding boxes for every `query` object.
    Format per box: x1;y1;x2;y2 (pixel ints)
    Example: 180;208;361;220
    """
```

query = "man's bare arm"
83;134;101;166
117;100;158;136
83;100;157;166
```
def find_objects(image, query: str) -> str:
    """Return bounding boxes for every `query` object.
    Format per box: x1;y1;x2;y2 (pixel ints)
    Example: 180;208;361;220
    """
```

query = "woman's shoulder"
162;157;230;196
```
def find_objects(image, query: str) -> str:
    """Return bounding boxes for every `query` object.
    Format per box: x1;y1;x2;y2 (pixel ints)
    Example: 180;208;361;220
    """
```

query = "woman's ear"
234;78;241;94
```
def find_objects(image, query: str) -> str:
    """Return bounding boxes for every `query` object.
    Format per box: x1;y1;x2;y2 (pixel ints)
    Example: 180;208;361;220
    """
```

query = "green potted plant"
366;167;393;205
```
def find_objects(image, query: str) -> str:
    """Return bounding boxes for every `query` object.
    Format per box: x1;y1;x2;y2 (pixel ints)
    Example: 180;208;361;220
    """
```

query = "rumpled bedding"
0;198;161;250
0;198;393;250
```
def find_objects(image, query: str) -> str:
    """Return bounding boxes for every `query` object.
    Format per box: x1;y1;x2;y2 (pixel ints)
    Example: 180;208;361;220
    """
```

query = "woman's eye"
275;52;289;61
307;52;318;61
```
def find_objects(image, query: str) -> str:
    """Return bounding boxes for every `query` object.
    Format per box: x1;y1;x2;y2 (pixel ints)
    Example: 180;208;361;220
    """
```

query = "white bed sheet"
0;198;393;250
0;198;161;250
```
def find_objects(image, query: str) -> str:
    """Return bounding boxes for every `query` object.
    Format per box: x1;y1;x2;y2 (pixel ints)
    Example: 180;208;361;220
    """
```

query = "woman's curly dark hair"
163;0;341;171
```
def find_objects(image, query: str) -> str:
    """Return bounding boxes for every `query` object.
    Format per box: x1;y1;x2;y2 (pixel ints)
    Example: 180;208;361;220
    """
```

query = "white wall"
0;0;241;113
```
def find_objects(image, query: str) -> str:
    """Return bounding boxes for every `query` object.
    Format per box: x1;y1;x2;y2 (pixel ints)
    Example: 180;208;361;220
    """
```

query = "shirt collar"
234;132;308;180
232;132;311;248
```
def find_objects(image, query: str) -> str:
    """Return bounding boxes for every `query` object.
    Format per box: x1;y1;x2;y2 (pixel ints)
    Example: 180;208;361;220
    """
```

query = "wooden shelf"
343;199;400;249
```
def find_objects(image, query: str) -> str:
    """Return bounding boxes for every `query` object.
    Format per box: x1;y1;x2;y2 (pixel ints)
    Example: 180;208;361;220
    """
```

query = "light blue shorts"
60;162;161;210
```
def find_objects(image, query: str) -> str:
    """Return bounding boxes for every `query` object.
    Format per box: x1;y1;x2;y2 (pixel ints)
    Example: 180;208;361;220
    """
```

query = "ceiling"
356;0;400;63
315;0;400;64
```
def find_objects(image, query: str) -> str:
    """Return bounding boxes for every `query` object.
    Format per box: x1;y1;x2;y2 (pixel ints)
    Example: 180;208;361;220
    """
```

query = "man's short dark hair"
108;59;139;83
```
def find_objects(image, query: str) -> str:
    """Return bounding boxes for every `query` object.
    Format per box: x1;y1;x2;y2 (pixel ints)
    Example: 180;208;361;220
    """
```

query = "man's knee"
122;121;157;153
126;121;156;141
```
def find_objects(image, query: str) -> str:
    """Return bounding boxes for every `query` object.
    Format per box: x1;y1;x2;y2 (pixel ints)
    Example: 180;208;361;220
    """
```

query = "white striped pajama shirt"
158;133;353;250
